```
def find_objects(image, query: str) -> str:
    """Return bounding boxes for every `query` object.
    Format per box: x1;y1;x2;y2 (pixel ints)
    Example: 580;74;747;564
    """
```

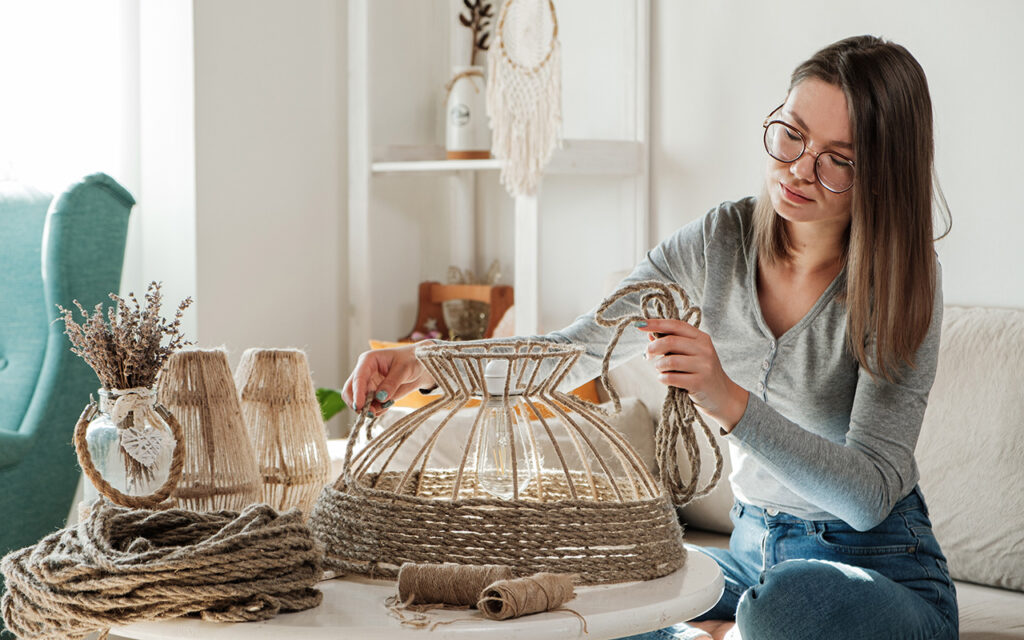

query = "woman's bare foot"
689;619;737;640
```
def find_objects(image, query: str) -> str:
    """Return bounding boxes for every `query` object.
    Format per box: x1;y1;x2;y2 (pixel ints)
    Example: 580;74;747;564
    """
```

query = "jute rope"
74;399;185;510
398;563;513;606
0;501;323;640
594;280;724;508
309;281;722;586
478;572;578;622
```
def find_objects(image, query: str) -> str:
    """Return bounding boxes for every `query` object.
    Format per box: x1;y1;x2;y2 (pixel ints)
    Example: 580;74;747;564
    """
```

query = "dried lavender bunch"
58;281;193;390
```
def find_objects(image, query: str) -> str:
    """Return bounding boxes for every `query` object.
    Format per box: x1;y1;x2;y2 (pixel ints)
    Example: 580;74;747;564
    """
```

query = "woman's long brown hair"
754;35;951;382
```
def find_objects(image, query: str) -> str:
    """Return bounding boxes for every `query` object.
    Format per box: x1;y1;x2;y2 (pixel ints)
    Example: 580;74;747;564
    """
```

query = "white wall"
192;0;346;412
651;0;1024;308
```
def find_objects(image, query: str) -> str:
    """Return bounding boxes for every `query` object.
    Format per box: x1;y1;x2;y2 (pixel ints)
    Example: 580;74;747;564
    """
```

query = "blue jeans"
622;486;958;639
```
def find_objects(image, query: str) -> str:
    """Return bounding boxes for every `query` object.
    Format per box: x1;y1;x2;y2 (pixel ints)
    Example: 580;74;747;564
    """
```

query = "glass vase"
82;388;176;504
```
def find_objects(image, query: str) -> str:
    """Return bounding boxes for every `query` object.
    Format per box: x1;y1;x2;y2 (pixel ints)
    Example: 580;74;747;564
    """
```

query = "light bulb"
475;359;542;499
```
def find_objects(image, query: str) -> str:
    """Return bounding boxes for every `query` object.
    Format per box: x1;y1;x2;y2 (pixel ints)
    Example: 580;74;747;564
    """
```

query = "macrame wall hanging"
309;280;723;586
486;0;562;197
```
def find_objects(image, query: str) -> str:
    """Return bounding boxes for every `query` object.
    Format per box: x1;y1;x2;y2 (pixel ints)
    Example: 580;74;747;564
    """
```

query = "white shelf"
372;139;642;176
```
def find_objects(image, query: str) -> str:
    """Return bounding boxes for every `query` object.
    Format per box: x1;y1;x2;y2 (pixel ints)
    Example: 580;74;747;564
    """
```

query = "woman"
343;36;957;639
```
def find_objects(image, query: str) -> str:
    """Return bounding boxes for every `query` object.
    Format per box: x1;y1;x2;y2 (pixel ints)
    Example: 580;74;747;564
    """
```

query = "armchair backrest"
0;182;53;433
0;173;134;559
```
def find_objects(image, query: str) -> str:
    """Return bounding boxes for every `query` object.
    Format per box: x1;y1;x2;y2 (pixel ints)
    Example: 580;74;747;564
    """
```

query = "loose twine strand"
593;280;724;508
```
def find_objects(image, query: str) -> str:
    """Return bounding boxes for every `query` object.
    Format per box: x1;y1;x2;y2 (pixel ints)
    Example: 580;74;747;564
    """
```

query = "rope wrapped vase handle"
594;280;724;508
73;394;186;510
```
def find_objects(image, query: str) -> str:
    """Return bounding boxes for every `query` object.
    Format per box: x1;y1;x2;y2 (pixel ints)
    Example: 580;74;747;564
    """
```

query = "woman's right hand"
342;342;437;417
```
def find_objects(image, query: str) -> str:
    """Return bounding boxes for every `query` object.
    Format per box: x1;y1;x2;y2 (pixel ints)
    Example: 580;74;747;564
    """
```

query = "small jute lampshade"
235;348;331;514
157;348;262;511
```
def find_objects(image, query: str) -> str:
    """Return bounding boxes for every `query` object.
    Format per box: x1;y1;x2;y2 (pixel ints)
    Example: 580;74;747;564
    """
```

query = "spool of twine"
477;572;576;621
235;348;331;514
397;563;514;606
158;348;262;511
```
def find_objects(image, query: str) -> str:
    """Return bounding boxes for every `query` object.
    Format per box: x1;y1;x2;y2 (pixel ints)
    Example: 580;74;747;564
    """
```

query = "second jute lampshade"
157;348;262;511
235;348;330;514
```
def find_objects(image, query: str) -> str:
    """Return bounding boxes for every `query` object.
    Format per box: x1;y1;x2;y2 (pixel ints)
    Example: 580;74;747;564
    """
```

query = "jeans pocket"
814;523;918;556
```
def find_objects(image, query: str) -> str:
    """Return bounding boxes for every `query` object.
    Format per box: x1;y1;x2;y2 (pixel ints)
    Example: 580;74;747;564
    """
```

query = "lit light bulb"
475;359;541;499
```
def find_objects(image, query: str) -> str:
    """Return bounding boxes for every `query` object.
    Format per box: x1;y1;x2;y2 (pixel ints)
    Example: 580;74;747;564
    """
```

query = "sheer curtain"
0;0;137;195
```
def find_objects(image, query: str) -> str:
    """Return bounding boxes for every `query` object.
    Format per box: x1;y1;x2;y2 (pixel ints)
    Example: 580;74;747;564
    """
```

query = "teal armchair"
0;174;134;618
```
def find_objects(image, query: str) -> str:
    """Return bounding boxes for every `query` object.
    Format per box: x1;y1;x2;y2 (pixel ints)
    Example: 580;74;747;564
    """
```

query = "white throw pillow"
916;306;1024;592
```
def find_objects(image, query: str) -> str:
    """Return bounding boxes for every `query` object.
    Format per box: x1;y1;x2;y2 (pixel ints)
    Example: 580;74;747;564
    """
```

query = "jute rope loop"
593;280;724;508
73;399;186;510
0;500;323;640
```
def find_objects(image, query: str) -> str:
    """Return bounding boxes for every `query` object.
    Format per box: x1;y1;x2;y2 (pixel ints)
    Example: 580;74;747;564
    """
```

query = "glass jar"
82;388;176;504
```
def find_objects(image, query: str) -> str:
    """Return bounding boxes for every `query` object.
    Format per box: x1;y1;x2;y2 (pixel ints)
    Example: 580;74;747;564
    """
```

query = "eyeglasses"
762;105;856;194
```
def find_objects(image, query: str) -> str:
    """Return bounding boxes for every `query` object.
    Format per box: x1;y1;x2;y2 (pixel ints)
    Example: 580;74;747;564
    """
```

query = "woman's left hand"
638;318;749;431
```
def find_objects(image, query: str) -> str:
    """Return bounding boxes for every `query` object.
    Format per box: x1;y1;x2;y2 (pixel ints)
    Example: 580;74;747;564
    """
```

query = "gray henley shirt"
535;197;943;531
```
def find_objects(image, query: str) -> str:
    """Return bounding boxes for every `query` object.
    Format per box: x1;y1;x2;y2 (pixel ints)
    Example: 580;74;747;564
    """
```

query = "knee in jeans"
737;560;846;638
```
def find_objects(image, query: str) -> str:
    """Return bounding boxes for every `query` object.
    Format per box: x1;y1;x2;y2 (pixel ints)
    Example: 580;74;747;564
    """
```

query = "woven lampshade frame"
309;341;688;585
235;348;331;514
157;348;262;511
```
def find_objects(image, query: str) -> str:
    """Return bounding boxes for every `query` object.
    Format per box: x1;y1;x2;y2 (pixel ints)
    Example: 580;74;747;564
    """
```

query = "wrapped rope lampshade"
157;348;262;511
309;340;688;585
235;348;331;514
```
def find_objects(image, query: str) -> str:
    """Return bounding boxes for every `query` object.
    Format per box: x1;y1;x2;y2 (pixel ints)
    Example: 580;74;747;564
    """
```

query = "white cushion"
916;306;1024;593
606;354;735;534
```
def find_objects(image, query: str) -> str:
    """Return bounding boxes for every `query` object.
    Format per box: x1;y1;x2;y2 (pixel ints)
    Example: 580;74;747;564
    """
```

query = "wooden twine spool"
157;348;262;511
235;348;331;514
73;401;185;510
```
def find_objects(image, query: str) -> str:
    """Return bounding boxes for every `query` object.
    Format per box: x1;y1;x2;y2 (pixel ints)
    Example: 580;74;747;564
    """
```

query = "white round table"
115;551;723;640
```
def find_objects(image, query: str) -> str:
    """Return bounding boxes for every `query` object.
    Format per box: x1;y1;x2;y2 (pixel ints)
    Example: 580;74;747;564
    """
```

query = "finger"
350;352;384;412
652;354;700;374
635;317;701;337
657;370;698;392
370;360;411;414
647;334;702;358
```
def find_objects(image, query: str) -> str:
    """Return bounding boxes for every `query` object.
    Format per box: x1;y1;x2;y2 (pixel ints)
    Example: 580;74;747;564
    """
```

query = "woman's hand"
637;318;749;431
342;342;437;417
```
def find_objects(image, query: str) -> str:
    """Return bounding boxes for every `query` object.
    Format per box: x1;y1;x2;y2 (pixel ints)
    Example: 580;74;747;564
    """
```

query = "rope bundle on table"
1;500;323;640
593;280;724;508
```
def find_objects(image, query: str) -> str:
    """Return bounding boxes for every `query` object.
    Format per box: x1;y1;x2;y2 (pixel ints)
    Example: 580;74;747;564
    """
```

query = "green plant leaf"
316;387;347;422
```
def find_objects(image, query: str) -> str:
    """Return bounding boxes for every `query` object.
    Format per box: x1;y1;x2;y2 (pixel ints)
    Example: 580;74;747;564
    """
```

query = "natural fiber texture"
157;348;262;511
486;0;561;196
235;348;330;514
0;500;323;640
309;341;687;585
74;400;185;510
398;563;513;606
478;572;576;620
594;280;724;508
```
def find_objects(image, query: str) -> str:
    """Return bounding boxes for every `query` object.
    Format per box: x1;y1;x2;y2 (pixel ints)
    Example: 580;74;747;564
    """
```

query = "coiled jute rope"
594;280;724;508
2;390;323;639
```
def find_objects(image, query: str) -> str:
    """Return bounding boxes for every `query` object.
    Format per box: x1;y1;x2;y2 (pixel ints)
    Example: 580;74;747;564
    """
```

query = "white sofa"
331;305;1024;638
604;305;1024;640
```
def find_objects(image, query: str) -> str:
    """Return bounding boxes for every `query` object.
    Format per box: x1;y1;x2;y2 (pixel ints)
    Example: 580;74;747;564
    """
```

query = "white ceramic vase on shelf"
445;65;490;159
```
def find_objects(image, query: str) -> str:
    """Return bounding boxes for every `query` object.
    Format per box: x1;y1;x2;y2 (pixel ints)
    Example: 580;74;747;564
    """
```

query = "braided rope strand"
593;280;724;508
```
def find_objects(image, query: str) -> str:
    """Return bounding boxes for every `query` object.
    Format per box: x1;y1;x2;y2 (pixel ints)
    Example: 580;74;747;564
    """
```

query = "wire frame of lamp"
235;348;331;514
309;340;687;585
157;348;263;511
